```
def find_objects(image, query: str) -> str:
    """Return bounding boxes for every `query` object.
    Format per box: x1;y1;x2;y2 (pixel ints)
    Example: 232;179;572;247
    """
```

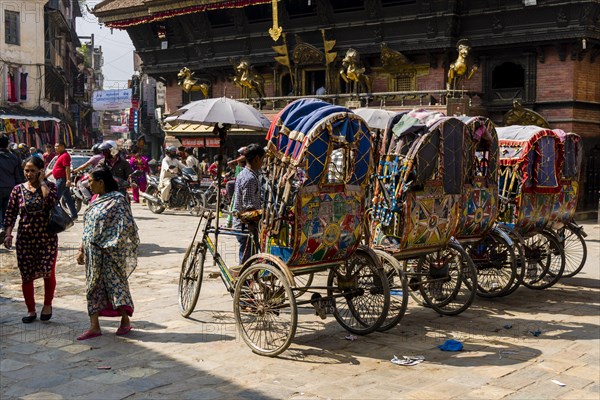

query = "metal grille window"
393;74;414;91
5;11;20;45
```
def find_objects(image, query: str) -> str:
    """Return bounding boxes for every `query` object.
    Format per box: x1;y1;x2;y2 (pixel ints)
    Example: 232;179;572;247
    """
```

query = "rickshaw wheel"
234;263;297;357
496;226;526;297
522;231;565;290
327;248;390;335
418;242;477;316
178;241;205;317
293;273;314;298
554;225;587;278
466;231;517;298
374;250;408;332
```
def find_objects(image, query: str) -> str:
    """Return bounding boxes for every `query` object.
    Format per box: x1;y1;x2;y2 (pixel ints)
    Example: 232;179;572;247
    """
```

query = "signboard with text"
92;89;133;111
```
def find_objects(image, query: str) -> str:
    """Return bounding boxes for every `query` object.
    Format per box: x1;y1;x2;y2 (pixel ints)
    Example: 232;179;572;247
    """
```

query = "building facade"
94;0;600;207
0;0;97;148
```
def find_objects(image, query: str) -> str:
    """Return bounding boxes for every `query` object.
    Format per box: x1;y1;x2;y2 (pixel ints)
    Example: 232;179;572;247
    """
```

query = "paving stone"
26;373;70;390
0;383;38;399
20;391;64;400
126;376;172;393
0;359;29;372
83;371;132;385
48;380;106;398
179;387;224;400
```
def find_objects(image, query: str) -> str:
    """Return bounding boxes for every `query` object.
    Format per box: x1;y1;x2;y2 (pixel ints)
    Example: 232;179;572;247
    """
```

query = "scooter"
140;167;203;216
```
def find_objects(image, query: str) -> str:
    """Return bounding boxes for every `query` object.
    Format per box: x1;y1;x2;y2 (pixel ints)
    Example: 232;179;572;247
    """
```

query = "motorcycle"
61;171;88;215
140;167;203;216
203;172;234;210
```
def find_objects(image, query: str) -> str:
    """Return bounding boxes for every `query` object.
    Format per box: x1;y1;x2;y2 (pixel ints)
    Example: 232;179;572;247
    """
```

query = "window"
492;62;524;89
393;74;415;91
5;10;20;45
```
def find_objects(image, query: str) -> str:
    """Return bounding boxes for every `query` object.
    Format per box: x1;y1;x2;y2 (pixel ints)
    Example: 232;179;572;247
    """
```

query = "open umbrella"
164;97;271;131
354;108;397;130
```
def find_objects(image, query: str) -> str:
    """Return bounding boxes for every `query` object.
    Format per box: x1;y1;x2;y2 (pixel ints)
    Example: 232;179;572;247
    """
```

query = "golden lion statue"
232;59;265;98
447;39;478;90
177;67;209;98
340;48;372;94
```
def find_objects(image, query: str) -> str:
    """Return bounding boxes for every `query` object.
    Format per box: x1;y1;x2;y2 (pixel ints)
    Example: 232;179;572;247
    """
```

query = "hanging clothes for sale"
20;72;28;101
7;71;17;102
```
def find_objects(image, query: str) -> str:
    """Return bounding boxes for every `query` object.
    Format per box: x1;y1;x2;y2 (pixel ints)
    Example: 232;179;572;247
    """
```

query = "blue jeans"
236;222;258;264
56;177;78;219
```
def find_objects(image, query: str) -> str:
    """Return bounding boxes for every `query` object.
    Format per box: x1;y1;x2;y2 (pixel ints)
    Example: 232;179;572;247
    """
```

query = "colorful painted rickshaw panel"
371;114;466;257
261;101;372;268
455;116;499;240
549;131;582;226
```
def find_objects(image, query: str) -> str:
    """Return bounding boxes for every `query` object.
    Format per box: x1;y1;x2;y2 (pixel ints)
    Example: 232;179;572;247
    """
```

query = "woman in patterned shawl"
3;156;58;324
76;166;139;340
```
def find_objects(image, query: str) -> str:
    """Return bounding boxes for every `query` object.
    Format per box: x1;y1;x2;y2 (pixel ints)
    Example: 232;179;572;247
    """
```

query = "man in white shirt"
184;147;199;172
159;146;187;203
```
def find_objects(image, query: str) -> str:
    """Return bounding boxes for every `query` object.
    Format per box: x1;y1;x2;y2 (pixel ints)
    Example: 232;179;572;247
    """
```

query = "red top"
43;152;55;167
52;152;71;179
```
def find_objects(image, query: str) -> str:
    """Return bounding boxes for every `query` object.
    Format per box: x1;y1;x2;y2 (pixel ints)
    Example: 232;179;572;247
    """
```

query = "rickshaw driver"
232;144;266;263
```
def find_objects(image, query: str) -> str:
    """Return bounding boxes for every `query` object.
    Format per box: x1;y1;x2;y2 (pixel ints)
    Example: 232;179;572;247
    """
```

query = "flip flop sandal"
116;325;133;336
77;331;102;341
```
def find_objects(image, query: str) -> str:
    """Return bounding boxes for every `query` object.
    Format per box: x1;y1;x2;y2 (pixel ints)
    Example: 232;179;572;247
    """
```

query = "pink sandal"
77;330;102;341
116;325;132;336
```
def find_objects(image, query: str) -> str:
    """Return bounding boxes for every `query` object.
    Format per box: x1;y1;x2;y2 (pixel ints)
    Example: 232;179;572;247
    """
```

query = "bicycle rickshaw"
369;109;477;318
548;130;587;277
455;116;519;298
496;125;566;289
179;99;391;356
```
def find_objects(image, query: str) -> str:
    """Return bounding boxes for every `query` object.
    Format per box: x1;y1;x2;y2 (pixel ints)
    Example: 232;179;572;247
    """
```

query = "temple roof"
93;0;271;28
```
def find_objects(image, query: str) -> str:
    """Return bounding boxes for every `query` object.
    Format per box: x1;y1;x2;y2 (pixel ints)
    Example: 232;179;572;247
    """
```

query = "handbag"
48;203;74;234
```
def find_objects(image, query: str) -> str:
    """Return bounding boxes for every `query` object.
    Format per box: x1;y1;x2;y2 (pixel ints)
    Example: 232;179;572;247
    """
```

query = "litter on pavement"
438;339;463;351
344;335;357;341
529;329;542;337
391;355;425;366
551;379;566;387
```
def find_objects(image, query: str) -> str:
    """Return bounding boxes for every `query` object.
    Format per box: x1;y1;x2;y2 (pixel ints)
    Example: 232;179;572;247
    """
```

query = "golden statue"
177;67;209;98
503;100;550;128
340;48;372;93
232;59;265;98
447;39;478;90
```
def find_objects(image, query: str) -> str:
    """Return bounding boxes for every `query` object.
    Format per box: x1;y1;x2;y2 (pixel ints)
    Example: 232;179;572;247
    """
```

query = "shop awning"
163;122;260;136
0;106;61;122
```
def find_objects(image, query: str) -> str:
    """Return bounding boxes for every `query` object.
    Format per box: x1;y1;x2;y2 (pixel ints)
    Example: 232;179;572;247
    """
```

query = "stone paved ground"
1;204;598;400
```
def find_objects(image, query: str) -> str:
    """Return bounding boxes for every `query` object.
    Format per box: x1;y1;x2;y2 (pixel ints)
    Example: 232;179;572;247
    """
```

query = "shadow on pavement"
0;297;276;399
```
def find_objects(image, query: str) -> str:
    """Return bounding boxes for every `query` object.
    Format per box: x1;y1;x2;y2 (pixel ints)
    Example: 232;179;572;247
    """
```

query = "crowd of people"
0;133;262;339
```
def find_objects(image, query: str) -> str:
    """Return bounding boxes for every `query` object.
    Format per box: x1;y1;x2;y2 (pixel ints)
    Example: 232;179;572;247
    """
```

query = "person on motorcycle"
159;146;187;203
73;143;104;202
97;142;133;194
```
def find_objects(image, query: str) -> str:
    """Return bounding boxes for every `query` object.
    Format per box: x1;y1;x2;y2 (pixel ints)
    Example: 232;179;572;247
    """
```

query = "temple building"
93;0;600;208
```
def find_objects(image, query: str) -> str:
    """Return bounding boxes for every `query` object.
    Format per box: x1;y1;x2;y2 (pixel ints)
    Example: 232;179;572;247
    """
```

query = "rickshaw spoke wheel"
327;248;390;335
178;242;205;317
554;226;586;278
418;242;477;316
293;273;314;299
522;231;565;289
467;231;517;298
234;263;297;357
374;250;408;332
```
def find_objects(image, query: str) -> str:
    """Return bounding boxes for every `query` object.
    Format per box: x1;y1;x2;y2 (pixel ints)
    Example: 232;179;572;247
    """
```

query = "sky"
76;2;135;90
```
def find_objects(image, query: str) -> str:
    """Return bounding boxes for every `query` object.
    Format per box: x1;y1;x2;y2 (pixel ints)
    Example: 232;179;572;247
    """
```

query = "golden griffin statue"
177;67;209;98
340;48;372;94
447;39;478;90
232;59;265;98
